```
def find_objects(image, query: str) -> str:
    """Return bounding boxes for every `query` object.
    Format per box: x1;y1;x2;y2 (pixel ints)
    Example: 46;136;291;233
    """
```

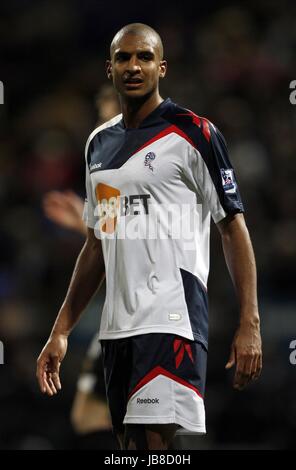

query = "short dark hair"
110;23;164;60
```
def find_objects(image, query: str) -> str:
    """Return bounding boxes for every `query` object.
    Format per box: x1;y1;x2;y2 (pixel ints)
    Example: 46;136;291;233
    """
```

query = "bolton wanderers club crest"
144;152;156;171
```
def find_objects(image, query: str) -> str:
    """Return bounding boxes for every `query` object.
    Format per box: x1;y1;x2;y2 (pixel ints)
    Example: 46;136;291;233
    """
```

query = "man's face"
107;33;166;99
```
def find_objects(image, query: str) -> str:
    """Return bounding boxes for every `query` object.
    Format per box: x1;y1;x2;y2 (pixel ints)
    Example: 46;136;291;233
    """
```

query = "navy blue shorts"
101;333;207;435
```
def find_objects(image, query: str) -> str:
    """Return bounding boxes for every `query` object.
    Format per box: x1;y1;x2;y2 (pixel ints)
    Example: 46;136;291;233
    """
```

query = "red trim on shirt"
131;125;197;156
128;366;203;400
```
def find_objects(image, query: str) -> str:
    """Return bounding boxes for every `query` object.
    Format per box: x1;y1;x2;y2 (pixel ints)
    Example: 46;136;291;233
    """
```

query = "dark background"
0;0;296;449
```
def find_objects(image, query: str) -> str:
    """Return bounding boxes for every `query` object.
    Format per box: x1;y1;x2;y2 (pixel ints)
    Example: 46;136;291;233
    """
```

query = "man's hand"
225;321;262;390
36;334;68;396
43;190;86;235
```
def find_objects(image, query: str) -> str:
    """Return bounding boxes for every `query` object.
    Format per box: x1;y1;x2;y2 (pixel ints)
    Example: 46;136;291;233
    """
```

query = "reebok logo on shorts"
137;397;159;404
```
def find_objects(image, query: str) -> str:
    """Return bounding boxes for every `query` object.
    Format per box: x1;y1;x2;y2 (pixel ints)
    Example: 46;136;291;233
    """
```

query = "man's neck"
120;92;163;129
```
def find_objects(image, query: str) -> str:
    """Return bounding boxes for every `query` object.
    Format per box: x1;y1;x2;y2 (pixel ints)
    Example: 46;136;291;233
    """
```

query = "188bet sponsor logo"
95;182;150;234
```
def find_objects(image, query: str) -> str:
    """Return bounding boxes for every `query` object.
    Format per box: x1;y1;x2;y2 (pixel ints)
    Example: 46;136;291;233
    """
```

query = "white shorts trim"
123;374;206;434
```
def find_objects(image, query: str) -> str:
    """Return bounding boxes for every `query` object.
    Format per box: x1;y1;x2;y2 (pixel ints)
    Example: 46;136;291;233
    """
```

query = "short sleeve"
184;120;244;223
82;148;98;229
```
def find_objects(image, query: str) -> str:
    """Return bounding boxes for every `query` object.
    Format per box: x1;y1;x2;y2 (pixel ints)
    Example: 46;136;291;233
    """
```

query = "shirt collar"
120;98;171;130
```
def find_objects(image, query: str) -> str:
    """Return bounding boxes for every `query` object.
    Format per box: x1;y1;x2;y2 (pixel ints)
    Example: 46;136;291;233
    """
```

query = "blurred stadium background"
0;0;296;450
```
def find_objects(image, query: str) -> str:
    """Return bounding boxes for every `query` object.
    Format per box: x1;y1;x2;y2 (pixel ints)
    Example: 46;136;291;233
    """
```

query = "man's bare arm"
36;227;105;396
51;227;104;336
217;213;262;390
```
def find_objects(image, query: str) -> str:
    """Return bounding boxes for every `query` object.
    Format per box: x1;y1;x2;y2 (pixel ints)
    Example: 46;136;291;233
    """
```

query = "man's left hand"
225;321;262;390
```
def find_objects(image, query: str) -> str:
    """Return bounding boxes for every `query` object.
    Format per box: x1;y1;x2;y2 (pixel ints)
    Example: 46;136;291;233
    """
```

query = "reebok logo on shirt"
137;398;160;404
90;162;102;171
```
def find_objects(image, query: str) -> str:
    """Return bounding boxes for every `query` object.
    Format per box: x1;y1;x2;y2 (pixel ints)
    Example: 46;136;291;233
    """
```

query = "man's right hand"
36;334;68;396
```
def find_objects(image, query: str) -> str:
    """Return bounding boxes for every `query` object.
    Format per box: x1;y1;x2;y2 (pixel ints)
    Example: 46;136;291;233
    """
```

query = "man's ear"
159;60;167;79
106;60;112;80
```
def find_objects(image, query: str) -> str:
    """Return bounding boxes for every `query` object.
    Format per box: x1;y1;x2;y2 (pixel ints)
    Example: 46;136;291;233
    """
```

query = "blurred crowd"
0;0;296;449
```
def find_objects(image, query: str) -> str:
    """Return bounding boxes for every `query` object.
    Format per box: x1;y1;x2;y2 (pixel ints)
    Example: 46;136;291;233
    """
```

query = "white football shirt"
83;98;244;347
